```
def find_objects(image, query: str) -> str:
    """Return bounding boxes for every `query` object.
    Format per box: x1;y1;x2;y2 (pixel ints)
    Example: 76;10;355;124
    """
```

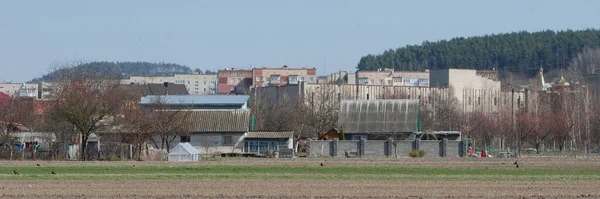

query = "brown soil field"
1;157;600;198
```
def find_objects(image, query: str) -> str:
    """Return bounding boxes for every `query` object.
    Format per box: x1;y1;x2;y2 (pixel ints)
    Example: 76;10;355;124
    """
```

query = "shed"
168;142;201;162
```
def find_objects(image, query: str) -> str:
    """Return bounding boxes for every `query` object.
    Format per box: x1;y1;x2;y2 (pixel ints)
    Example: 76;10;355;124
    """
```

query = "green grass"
2;166;600;181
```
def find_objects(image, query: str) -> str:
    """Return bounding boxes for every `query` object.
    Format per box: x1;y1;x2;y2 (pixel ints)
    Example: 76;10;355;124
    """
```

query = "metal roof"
140;95;249;106
185;110;250;132
245;131;294;139
338;99;419;134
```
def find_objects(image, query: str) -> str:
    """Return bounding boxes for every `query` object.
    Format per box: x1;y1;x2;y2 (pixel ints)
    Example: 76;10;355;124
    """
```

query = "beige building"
121;72;217;95
356;69;429;87
0;82;40;98
252;66;317;87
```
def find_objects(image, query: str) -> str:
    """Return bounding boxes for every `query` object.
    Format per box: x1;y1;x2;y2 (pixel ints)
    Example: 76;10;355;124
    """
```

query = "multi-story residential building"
252;66;317;87
356;69;429;87
121;72;217;95
323;71;356;84
429;69;504;112
0;82;40;98
217;69;253;95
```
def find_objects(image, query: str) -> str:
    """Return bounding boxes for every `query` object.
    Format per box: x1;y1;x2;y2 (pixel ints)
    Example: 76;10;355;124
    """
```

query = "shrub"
418;150;426;157
409;150;426;158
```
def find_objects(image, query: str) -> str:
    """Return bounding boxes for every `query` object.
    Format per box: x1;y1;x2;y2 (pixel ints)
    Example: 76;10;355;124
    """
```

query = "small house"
243;131;294;154
168;142;200;162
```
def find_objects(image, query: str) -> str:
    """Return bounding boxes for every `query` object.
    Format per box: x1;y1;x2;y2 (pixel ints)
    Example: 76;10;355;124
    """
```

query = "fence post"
333;139;338;157
442;138;448;157
414;138;421;151
387;138;394;157
359;138;366;157
306;139;312;157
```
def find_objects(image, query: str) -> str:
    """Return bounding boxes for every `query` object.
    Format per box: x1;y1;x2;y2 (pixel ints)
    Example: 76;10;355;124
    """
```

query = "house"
318;128;339;140
140;95;249;110
182;110;251;154
338;99;420;140
242;131;294;154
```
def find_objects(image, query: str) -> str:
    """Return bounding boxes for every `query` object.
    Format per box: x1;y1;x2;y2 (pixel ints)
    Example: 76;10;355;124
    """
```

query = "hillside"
357;29;600;77
30;61;196;82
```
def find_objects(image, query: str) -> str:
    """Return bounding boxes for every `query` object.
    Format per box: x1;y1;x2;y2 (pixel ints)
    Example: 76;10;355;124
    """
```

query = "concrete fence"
307;138;465;158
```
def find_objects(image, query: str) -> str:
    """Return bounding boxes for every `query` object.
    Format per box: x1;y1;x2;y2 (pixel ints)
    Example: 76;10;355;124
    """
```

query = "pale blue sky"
1;1;600;82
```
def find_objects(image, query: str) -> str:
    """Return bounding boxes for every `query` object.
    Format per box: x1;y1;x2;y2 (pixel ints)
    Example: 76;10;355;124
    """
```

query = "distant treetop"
31;61;194;83
357;29;600;78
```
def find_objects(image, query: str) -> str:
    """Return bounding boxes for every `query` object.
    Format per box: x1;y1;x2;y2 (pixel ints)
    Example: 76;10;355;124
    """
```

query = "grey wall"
446;140;462;157
308;140;333;157
337;140;360;157
419;140;441;157
394;140;415;157
363;140;387;157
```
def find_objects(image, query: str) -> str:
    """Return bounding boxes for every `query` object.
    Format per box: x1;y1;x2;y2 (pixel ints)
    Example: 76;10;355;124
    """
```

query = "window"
271;76;279;81
370;79;374;84
223;136;233;145
195;81;198;83
289;76;298;82
358;78;368;84
204;88;206;91
393;77;403;83
387;80;391;85
309;77;314;81
256;76;261;81
379;80;383;84
204;81;206;84
175;80;185;84
180;136;191;142
494;97;497;106
301;77;305;81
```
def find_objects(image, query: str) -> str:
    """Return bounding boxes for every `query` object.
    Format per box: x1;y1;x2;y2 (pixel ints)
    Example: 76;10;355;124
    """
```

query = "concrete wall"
446;140;462;157
418;140;442;157
363;140;387;157
307;138;465;158
394;140;415;157
336;140;360;157
308;140;333;157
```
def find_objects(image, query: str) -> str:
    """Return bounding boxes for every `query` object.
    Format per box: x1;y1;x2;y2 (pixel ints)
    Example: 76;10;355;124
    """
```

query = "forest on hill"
357;29;600;78
30;61;215;83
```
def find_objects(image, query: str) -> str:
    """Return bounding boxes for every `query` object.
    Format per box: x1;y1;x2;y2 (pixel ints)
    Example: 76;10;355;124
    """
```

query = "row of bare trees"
0;62;190;160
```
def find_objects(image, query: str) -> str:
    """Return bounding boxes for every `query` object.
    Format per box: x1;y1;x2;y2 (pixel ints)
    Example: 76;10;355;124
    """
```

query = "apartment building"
252;66;317;87
0;82;39;98
356;69;429;87
122;72;217;95
323;71;356;84
217;69;253;95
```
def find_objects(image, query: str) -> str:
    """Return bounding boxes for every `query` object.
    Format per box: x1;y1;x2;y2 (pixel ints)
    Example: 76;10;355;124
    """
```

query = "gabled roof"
140;95;249;106
185;110;251;132
170;142;200;155
338;99;419;134
246;131;294;139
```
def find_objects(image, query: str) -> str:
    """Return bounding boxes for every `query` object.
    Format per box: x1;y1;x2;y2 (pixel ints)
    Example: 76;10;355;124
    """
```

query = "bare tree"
48;63;123;160
0;96;35;159
569;47;600;80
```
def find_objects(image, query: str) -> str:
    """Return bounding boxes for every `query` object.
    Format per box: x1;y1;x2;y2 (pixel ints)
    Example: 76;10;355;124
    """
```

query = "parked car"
498;152;515;158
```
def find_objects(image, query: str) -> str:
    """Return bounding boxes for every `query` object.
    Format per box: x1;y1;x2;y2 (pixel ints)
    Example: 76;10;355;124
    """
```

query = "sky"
1;1;600;82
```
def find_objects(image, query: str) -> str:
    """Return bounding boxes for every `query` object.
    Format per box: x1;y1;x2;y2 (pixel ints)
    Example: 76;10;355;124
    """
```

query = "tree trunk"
80;134;89;161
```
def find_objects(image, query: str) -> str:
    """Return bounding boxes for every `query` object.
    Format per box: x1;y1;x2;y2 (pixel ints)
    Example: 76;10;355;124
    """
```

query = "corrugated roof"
140;95;249;106
338;99;419;134
185;110;250;132
246;131;294;139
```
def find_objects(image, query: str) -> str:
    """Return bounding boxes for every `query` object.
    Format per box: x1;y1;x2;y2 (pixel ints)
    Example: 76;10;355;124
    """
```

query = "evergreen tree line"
357;29;600;77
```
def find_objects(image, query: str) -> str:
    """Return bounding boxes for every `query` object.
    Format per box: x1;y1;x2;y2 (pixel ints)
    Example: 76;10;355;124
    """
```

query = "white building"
0;82;40;98
121;72;217;95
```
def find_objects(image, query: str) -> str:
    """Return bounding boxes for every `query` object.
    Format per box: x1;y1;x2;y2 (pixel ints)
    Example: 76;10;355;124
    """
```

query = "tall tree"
49;63;124;160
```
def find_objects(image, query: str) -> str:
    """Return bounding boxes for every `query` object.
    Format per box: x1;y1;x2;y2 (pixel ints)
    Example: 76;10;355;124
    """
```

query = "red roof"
0;92;9;103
